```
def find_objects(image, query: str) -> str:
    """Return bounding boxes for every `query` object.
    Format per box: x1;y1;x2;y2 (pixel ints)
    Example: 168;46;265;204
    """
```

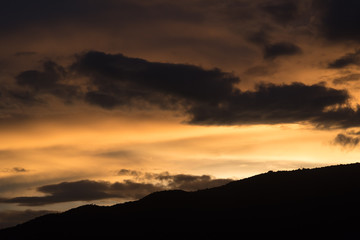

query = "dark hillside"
2;163;360;239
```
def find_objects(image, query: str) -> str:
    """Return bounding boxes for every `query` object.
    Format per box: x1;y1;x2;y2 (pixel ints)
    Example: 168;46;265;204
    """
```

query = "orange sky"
1;0;360;229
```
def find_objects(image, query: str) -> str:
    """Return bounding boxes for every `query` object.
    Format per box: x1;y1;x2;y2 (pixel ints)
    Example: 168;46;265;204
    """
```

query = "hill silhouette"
1;163;360;238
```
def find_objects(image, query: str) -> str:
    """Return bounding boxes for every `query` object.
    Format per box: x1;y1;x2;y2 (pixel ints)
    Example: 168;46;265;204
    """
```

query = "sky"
1;0;360;228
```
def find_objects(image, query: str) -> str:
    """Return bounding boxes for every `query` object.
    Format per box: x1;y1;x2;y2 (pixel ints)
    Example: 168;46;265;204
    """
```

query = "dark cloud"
0;167;27;173
0;210;56;229
10;51;360;129
263;42;302;60
188;82;354;128
1;172;232;206
3;180;112;206
12;167;27;173
71;51;239;108
16;61;65;89
84;91;121;109
118;169;141;177
333;133;360;147
328;50;360;69
2;180;162;206
311;106;360;129
155;173;232;191
315;0;360;42
332;74;360;85
118;169;233;191
260;1;299;23
15;61;79;102
247;29;270;46
246;30;302;60
74;52;346;127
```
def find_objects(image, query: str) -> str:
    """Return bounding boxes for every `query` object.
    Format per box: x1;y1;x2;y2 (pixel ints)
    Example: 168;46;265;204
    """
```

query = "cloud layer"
2;0;360;131
1;172;233;206
5;50;359;129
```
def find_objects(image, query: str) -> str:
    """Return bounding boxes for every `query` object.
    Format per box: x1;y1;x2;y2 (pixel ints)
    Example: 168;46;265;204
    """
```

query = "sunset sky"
2;0;360;228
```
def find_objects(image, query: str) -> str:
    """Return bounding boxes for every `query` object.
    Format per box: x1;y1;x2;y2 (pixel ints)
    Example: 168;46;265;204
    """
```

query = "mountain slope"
2;163;360;238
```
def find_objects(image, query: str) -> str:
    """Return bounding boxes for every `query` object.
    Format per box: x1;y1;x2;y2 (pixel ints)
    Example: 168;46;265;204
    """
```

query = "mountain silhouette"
1;163;360;239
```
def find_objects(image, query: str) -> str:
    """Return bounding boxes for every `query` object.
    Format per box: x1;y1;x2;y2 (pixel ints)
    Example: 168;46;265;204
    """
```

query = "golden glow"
1;109;359;187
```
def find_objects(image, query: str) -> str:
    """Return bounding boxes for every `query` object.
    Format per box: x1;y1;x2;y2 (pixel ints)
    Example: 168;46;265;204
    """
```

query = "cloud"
96;150;135;159
118;169;141;177
8;51;360;128
2;180;162;206
312;106;360;129
0;210;56;229
315;0;360;42
155;173;232;191
71;51;359;128
188;82;355;128
0;167;28;173
332;74;360;85
16;61;65;89
1;172;233;206
246;31;302;60
333;133;360;147
263;42;302;60
118;169;233;191
9;51;360;129
71;51;239;109
247;29;270;46
12;167;27;173
328;50;360;69
15;61;79;102
260;1;299;23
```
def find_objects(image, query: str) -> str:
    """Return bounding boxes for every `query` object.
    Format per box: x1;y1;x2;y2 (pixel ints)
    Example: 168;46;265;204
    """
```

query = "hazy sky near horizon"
2;0;360;228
